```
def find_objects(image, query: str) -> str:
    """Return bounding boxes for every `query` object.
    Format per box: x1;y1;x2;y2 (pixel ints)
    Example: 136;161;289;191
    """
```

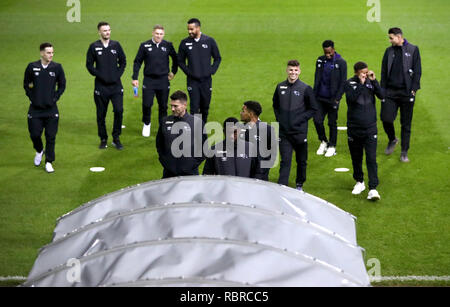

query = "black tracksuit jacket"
240;121;277;169
156;112;207;175
273;79;317;137
381;39;421;95
313;54;347;102
23;60;66;116
132;39;178;80
86;40;126;86
178;34;221;81
203;139;260;178
344;76;384;128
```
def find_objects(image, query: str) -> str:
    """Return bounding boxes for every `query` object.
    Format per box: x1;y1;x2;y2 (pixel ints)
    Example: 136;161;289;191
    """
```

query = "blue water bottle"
133;86;139;98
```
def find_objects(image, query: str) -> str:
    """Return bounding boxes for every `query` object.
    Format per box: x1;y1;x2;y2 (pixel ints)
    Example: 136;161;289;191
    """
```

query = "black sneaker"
385;138;398;155
99;139;108;149
112;139;123;150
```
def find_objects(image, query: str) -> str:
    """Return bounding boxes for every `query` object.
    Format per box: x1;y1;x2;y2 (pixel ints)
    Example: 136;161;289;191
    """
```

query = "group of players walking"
23;19;421;201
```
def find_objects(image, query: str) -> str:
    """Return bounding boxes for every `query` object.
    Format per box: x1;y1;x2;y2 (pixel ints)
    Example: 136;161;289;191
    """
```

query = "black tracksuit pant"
142;76;170;125
313;97;339;147
188;77;212;123
162;168;199;179
28;113;59;163
94;83;123;141
380;89;415;152
347;125;378;189
278;134;308;187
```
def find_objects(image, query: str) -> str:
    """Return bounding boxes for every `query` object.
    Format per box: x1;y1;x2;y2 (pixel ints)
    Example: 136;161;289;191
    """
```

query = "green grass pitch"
0;0;449;286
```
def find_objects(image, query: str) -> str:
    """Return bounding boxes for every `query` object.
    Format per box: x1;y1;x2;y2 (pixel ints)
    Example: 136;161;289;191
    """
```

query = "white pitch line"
371;276;450;282
0;276;27;281
1;276;449;283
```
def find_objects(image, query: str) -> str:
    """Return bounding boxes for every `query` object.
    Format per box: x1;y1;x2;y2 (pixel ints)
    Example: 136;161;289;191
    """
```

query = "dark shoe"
385;138;398;155
400;152;410;163
112;139;123;150
99;139;108;149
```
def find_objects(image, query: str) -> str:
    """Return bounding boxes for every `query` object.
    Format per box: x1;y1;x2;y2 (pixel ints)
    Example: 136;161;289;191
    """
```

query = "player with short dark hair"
273;60;317;191
187;18;201;27
344;61;384;200
313;39;347;157
240;100;277;181
86;21;127;150
156;90;207;178
24;42;66;173
380;27;421;162
178;18;221;123
203;117;260;178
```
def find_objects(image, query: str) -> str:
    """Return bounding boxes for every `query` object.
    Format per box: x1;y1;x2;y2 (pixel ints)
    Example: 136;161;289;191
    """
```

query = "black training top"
24;60;66;117
156;112;207;176
344;76;384;128
132;39;178;80
273;79;317;136
86;40;126;86
178;34;221;81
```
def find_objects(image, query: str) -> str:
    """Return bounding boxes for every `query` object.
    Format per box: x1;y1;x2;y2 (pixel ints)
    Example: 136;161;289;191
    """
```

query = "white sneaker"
142;123;151;137
324;146;336;157
316;141;327;155
45;162;54;173
34;151;44;166
352;182;365;195
367;189;381;201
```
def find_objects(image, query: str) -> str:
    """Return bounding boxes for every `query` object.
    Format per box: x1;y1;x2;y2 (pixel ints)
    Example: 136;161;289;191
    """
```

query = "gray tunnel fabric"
53;176;357;244
24;176;370;287
25;239;365;287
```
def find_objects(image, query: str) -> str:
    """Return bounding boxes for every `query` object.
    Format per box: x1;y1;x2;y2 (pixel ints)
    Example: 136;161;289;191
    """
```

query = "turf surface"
0;0;449;285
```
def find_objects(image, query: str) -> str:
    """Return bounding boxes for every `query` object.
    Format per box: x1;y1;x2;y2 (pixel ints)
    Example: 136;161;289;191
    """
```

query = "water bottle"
133;86;139;98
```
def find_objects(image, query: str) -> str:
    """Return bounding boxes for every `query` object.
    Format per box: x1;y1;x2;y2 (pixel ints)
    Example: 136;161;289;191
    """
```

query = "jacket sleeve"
371;79;384;100
86;44;100;79
303;86;318;121
380;48;389;89
156;122;175;173
210;38;221;75
411;46;421;93
272;86;280;121
335;59;347;101
169;42;178;75
54;64;66;102
177;41;192;77
132;44;145;80
156;122;165;157
196;119;208;164
116;42;126;78
23;64;33;99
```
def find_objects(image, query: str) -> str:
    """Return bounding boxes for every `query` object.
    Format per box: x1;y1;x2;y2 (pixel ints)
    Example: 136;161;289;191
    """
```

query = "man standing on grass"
23;42;66;173
380;27;421;162
239;100;277;181
178;18;221;123
313;40;347;157
203;117;260;178
132;24;178;137
156;90;207;178
344;61;384;201
273;60;317;191
86;21;127;150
